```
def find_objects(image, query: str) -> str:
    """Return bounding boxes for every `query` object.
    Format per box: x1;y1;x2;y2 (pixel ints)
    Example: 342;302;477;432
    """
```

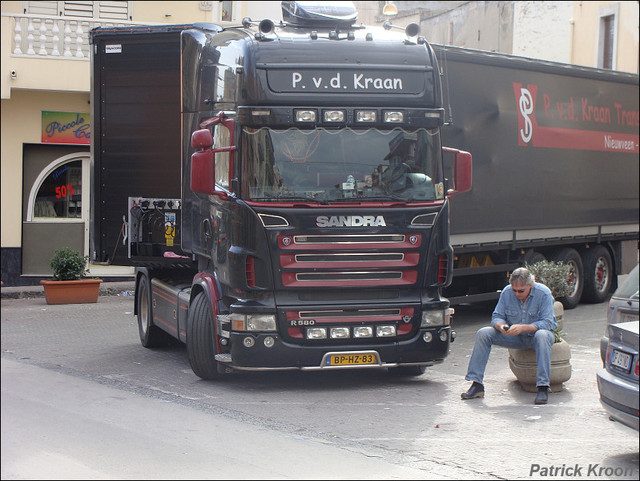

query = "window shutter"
24;1;130;20
63;1;94;18
97;1;129;20
24;1;59;16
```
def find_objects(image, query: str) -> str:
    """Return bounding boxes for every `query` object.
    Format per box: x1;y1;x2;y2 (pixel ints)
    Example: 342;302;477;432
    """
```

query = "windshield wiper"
330;195;407;203
251;194;329;204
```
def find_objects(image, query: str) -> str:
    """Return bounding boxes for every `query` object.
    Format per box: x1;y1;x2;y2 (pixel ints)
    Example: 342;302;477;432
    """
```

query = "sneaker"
461;381;485;400
534;386;549;404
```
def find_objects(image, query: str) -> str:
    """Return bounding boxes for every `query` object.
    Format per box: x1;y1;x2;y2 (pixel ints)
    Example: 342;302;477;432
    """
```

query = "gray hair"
510;267;535;286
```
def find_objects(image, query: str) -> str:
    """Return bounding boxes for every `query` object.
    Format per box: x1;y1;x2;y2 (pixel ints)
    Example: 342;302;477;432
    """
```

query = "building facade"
2;1;638;286
1;1;281;286
355;1;639;72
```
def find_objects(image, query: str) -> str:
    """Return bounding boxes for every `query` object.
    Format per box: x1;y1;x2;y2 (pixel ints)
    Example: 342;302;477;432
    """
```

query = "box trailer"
435;45;639;308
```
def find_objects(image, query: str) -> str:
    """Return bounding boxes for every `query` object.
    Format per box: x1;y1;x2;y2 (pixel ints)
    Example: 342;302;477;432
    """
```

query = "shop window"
33;160;82;218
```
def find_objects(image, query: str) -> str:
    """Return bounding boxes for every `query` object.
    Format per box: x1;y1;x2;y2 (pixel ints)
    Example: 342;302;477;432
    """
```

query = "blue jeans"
465;326;555;387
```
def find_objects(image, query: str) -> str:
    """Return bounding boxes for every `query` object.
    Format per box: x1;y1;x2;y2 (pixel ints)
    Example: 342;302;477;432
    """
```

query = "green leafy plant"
526;260;571;300
526;260;570;343
552;327;566;343
50;247;89;281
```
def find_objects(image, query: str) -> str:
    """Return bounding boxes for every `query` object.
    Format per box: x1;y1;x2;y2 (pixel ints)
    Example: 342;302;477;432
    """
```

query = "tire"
521;249;546;267
137;273;172;348
581;246;614;303
187;291;223;380
550;248;583;310
388;365;427;377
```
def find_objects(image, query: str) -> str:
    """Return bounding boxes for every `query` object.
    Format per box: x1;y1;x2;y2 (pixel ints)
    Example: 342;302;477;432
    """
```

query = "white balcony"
1;13;157;97
4;13;151;59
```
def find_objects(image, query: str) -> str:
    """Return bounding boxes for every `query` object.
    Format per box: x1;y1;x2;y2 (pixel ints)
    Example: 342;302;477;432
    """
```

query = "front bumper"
596;368;639;431
221;326;451;371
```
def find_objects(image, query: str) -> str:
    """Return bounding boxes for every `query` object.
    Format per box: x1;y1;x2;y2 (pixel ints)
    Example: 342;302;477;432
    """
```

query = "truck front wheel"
521;249;545;267
187;291;223;380
581;246;613;303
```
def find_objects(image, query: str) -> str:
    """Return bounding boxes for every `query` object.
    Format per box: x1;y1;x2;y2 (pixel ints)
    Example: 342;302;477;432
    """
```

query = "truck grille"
285;307;416;340
278;233;420;288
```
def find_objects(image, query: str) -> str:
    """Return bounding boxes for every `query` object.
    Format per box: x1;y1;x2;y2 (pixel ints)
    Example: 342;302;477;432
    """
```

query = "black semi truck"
90;2;472;379
435;45;638;309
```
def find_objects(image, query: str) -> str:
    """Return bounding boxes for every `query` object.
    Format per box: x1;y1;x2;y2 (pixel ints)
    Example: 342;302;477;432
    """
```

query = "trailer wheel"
137;273;172;348
550;248;583;310
581;246;613;304
187;291;223;380
521;249;545;267
388;365;427;376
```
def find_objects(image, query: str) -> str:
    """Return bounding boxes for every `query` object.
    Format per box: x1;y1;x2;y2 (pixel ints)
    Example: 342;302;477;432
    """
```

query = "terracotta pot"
40;279;102;305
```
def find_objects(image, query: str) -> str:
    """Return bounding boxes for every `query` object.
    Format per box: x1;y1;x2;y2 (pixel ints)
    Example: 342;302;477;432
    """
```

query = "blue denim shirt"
491;282;557;334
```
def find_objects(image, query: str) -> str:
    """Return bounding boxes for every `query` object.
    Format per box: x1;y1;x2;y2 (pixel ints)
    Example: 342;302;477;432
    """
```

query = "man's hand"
495;323;510;334
503;324;538;336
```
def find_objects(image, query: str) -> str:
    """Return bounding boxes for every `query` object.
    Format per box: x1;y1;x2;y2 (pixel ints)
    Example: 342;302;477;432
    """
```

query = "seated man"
461;267;557;404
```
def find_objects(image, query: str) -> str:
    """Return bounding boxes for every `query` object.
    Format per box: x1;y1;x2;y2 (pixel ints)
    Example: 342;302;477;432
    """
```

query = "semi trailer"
435;45;639;309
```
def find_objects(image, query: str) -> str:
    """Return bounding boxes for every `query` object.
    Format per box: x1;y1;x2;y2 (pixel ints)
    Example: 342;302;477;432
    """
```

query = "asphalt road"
1;293;638;480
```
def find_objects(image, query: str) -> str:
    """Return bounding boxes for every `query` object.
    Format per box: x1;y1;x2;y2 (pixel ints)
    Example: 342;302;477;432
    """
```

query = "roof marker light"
384;111;404;123
295;110;317;122
356;110;376;122
323;110;345;122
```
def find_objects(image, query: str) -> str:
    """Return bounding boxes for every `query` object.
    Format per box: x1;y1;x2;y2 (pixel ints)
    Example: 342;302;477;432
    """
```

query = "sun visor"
281;1;358;27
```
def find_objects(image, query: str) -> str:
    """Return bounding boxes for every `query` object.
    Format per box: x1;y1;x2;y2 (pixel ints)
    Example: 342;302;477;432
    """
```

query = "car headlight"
230;313;277;332
421;308;453;327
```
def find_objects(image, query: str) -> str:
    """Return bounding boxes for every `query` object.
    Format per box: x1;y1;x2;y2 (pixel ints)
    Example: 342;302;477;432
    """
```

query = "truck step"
215;353;233;363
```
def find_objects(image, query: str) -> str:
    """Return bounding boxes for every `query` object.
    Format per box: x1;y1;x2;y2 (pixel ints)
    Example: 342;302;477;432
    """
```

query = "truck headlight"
421;308;453;327
230;313;277;332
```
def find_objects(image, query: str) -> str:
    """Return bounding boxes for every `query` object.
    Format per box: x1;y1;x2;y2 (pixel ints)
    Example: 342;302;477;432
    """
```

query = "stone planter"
508;301;571;392
40;279;102;305
508;338;572;392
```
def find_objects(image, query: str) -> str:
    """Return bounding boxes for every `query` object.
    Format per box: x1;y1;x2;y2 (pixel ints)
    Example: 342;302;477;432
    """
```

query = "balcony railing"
3;13;155;60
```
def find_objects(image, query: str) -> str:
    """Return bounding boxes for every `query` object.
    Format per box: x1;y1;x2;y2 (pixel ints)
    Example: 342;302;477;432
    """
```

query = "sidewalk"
1;280;135;300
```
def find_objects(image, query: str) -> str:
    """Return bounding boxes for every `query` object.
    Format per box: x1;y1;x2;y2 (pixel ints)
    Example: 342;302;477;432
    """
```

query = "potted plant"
40;247;102;305
507;260;572;392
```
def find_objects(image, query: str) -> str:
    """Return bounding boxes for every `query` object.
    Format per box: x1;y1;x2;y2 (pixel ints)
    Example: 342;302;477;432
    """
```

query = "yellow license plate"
325;352;379;366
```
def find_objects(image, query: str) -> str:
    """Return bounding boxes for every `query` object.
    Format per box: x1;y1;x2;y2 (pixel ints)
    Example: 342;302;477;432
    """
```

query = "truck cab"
90;1;472;379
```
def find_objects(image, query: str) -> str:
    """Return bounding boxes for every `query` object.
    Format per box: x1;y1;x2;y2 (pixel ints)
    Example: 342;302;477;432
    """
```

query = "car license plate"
610;349;632;371
620;313;638;323
324;352;379;366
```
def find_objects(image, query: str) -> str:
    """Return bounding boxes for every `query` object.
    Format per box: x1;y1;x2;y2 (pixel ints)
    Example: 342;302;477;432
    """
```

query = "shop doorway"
22;148;90;276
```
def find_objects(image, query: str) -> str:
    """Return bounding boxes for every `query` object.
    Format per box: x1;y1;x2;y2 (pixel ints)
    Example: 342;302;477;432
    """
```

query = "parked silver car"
596;264;639;432
600;264;639;363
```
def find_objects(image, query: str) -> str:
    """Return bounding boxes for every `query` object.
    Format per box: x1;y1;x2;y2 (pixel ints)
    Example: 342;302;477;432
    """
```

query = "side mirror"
191;129;217;195
191;152;216;196
190;127;236;199
443;147;472;197
191;128;213;149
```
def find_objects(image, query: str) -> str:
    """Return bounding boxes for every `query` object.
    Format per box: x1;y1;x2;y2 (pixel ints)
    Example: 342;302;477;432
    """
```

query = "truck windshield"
241;127;444;203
